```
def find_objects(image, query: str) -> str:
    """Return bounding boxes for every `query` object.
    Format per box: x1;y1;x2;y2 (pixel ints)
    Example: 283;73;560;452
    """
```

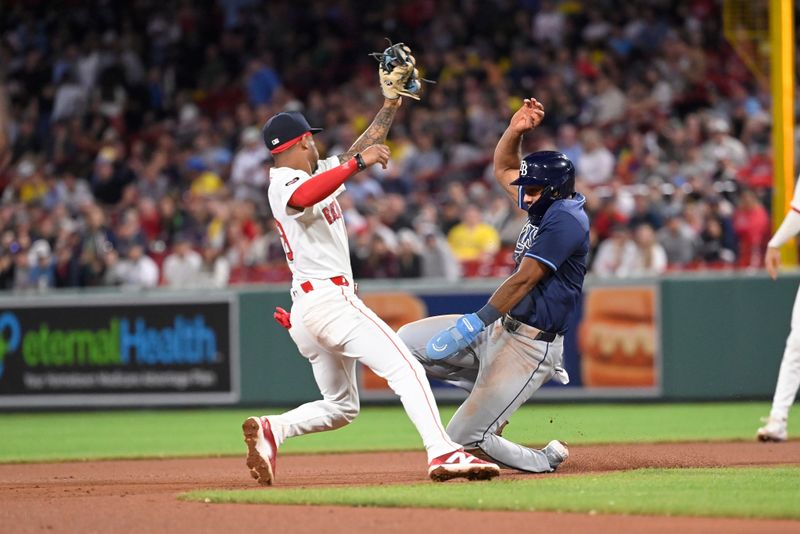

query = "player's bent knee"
397;322;423;347
341;404;359;424
339;397;360;423
325;396;359;427
328;406;358;429
445;420;482;447
397;324;429;363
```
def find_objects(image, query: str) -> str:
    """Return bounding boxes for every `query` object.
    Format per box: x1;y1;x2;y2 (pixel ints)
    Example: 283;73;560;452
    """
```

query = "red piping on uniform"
791;205;800;215
271;132;312;154
339;287;457;449
289;158;359;207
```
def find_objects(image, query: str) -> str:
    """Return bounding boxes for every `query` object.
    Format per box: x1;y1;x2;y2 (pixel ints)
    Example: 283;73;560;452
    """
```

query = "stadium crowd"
0;0;793;291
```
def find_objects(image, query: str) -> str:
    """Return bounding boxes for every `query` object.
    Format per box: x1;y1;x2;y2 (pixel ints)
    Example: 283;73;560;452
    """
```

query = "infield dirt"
1;441;799;533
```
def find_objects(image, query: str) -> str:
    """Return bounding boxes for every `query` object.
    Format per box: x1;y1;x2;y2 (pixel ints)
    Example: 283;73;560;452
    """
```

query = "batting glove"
273;307;292;329
425;313;484;361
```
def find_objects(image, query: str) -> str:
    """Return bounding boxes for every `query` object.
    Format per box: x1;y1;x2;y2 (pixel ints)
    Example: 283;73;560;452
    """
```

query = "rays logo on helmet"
520;160;528;176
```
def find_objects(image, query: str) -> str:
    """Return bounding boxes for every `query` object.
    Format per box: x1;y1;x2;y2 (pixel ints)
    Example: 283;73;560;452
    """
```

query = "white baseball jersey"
267;156;353;281
768;173;800;248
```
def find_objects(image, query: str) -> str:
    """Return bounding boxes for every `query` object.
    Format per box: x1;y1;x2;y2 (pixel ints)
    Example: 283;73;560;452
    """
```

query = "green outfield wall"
659;274;798;399
0;273;798;408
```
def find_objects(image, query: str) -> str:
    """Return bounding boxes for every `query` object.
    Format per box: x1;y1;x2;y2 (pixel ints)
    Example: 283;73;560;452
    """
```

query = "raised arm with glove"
372;41;432;101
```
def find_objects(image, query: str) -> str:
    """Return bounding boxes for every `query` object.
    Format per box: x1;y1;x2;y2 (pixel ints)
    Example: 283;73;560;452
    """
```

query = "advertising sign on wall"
357;283;660;400
0;295;239;407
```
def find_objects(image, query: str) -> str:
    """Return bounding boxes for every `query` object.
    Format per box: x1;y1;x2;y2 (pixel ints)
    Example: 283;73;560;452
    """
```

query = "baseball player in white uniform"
242;103;499;484
757;173;800;442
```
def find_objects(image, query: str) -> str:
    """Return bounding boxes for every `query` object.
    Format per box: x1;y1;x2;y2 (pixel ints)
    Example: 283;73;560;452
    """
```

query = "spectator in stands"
78;204;116;285
136;154;171;202
28;240;55;290
485;195;514;241
420;230;460;281
53;170;94;215
618;222;668;276
114;208;147;257
0;1;774;286
230;127;269;209
657;212;698;268
628;190;664;231
90;147;136;206
195;244;230;288
532;0;565;46
246;57;281;106
52;70;86;122
702;117;747;169
346;170;384;210
698;216;736;266
397;229;423;279
162;235;202;288
104;243;159;288
0;248;13;290
356;234;399;279
591;195;628;242
53;242;81;288
707;195;739;255
556;124;582;169
12;248;33;290
577;129;615;187
447;205;501;263
590;74;627;127
733;188;770;268
404;131;443;182
187;159;225;198
591;223;636;277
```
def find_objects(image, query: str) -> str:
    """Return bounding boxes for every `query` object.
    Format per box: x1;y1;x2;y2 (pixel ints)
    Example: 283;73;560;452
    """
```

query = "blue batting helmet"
509;150;576;222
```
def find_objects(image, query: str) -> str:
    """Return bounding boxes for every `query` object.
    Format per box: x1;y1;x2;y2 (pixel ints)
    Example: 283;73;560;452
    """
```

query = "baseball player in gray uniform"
757;173;800;442
398;98;588;472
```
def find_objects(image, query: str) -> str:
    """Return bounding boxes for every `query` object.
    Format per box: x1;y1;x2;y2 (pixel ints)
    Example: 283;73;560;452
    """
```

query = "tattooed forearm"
338;100;401;163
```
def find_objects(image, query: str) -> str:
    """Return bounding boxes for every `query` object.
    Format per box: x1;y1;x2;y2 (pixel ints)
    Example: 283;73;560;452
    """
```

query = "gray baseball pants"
397;314;568;473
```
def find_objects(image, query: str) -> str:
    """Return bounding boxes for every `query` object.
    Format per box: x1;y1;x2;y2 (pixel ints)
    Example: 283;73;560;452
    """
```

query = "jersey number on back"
275;220;294;262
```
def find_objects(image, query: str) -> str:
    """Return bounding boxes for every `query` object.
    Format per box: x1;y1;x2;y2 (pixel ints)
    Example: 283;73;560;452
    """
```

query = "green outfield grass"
0;402;776;463
181;467;800;520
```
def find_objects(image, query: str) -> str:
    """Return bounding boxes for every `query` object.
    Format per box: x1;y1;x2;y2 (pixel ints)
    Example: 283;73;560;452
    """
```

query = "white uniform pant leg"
267;297;360;447
286;286;459;460
770;285;800;421
334;291;460;460
447;324;563;473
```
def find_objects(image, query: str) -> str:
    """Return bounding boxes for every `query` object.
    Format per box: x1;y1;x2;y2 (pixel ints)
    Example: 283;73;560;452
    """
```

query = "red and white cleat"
428;449;500;482
243;416;278;485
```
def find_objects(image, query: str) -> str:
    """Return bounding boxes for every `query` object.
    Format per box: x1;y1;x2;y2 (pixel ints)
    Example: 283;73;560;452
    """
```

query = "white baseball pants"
769;285;800;422
266;280;459;461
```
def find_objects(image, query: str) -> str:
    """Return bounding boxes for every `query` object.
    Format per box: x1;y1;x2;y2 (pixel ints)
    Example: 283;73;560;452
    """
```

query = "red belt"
300;276;350;293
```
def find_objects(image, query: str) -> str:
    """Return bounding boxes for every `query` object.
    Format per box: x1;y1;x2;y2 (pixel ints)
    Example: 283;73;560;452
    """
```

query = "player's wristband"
475;303;502;326
354;153;367;171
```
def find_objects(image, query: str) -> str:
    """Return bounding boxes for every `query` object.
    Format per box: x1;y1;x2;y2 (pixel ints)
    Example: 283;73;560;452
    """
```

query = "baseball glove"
370;41;432;100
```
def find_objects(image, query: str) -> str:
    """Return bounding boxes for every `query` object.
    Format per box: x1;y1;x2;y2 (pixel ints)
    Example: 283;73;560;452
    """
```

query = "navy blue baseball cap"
262;111;323;154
